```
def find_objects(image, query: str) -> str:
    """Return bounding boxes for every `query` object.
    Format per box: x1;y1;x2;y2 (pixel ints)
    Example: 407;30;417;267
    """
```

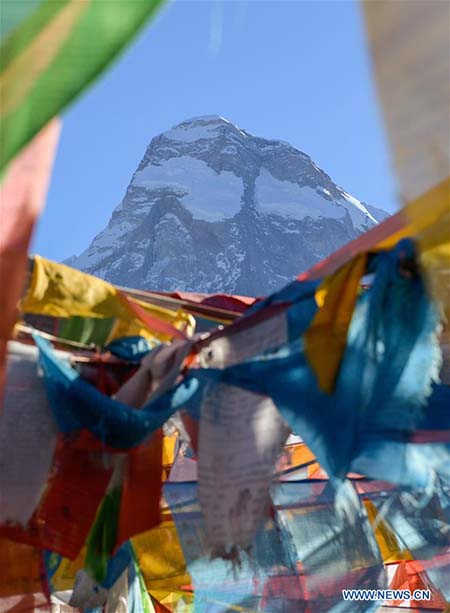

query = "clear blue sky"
32;0;400;262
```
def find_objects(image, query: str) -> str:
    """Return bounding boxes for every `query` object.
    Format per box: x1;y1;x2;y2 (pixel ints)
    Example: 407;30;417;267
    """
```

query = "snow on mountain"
133;156;244;221
68;115;389;295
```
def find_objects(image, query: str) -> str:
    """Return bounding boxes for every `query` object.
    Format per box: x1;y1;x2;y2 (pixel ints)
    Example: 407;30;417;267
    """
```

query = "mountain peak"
68;117;389;295
178;114;230;125
162;114;245;144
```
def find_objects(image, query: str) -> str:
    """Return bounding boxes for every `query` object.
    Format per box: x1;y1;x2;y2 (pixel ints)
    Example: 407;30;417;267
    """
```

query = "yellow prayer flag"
22;255;195;342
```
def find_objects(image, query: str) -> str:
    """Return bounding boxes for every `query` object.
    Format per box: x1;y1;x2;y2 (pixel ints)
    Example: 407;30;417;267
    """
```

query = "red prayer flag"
0;120;60;409
116;428;163;547
0;434;111;559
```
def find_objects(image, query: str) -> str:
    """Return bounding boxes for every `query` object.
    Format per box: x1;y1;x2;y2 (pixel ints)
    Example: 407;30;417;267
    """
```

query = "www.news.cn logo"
342;589;431;602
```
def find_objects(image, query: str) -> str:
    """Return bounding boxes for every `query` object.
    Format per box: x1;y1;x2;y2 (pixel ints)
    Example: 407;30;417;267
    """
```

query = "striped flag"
0;0;166;172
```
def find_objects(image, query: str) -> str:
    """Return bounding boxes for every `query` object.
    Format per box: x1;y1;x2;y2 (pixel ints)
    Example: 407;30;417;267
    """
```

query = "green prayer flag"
59;315;114;346
132;547;156;613
85;486;122;584
0;0;44;38
0;0;166;172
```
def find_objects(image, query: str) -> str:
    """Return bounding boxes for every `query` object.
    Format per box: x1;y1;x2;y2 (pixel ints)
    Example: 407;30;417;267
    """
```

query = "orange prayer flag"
0;538;43;598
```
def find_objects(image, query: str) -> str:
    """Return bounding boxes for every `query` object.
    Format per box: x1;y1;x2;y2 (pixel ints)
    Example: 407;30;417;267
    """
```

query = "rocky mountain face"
67;115;389;296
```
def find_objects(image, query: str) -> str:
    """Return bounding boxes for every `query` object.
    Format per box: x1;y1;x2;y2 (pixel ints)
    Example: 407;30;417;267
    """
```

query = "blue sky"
32;0;400;262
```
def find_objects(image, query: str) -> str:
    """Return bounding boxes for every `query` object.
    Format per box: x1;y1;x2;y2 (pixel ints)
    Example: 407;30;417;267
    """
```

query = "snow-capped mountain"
67;115;389;295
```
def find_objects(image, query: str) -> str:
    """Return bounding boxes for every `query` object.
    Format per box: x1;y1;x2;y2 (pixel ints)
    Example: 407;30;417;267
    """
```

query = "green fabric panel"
132;547;155;613
85;486;121;584
0;0;46;40
0;0;166;171
58;316;114;346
